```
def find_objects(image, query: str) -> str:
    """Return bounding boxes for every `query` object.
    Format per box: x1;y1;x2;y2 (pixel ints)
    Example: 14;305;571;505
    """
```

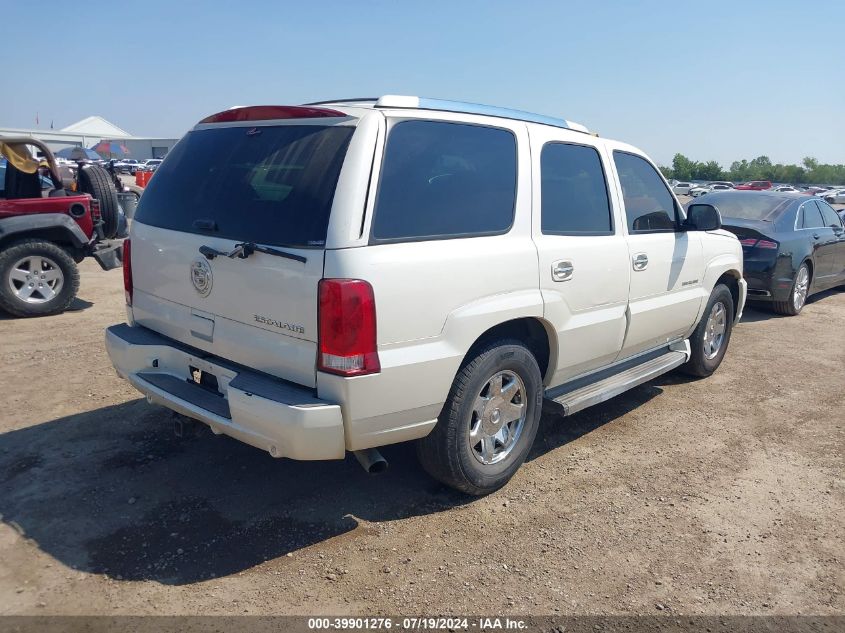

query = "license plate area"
188;364;222;396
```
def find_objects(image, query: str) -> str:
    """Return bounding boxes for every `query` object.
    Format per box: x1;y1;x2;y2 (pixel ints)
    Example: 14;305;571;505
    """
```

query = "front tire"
682;284;734;377
417;340;543;496
0;239;80;317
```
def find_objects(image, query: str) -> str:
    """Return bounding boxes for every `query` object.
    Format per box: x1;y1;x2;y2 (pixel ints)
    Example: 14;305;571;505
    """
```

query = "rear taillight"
739;238;778;250
755;240;779;249
123;239;132;305
318;279;380;377
90;198;101;221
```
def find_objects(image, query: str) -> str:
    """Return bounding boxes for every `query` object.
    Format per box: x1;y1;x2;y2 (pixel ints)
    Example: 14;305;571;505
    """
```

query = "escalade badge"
190;258;213;297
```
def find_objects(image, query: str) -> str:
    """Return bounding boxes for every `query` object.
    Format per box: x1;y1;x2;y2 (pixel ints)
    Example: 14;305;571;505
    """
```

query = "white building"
0;116;178;160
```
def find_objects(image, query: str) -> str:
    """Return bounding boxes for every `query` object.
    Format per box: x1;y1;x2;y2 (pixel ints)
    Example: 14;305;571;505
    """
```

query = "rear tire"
682;284;734;378
78;164;120;239
772;263;810;316
0;239;80;317
416;340;543;496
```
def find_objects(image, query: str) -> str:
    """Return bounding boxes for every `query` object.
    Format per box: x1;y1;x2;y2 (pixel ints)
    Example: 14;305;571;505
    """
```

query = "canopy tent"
91;141;130;157
55;146;103;161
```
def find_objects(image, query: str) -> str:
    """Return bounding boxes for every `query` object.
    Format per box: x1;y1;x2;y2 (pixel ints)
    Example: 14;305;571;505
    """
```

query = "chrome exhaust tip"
353;448;388;474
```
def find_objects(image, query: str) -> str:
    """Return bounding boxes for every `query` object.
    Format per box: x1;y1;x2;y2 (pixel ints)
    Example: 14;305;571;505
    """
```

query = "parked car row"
112;158;164;175
671;179;845;199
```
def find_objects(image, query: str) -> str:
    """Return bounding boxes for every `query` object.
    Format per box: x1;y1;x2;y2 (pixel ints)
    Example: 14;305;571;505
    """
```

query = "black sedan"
693;190;845;315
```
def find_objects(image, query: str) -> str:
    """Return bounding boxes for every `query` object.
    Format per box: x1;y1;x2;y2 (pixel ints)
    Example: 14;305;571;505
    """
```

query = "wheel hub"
481;405;503;435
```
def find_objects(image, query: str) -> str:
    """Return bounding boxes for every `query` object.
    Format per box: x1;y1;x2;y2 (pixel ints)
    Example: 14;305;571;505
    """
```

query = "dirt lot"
0;260;842;617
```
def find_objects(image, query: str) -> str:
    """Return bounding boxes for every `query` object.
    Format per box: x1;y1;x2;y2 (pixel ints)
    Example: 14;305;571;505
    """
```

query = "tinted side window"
613;152;678;233
817;201;843;228
801;202;825;229
372;121;517;241
541;143;612;234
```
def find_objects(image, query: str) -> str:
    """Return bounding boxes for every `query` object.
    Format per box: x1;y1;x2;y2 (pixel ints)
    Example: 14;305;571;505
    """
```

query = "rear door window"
134;124;355;248
371;120;517;241
801;201;825;229
541;142;612;234
613;151;679;232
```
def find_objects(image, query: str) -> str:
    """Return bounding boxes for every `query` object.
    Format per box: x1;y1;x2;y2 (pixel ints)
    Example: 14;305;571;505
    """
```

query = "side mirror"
685;203;722;231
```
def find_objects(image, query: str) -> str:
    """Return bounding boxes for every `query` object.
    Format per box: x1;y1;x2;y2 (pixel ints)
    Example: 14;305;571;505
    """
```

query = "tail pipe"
353;448;388;474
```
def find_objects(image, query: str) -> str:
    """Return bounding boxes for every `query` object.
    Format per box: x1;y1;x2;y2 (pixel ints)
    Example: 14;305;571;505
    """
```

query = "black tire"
78;164;120;239
416;340;543;496
682;284;735;378
0;239;80;317
772;263;810;316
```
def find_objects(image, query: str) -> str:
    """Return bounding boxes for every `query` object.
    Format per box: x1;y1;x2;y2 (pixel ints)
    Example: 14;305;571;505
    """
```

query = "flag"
35;112;39;126
50;120;54;129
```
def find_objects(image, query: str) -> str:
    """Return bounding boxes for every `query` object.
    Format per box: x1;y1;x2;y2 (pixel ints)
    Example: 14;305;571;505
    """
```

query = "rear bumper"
105;323;345;460
742;261;793;303
91;239;125;271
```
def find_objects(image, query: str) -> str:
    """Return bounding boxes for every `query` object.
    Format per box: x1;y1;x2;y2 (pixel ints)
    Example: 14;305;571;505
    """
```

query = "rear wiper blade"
199;242;306;264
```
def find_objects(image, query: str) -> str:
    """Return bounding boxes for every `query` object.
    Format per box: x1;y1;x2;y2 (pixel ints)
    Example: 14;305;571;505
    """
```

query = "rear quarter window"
371;120;517;242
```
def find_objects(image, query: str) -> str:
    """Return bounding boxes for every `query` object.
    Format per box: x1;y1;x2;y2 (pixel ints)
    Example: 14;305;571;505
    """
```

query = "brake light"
739;238;778;250
755;240;779;250
90;198;101;221
318;279;380;377
199;105;346;125
123;239;132;305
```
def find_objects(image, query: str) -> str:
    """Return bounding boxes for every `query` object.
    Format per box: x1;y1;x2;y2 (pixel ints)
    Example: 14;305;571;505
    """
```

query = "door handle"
813;233;820;240
551;260;574;282
632;253;649;271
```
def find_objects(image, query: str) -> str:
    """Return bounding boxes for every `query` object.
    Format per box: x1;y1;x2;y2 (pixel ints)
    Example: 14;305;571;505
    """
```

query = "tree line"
659;154;845;186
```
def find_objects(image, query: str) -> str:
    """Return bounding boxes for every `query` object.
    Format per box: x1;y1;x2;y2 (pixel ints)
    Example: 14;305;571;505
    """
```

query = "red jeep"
734;180;772;191
0;137;124;317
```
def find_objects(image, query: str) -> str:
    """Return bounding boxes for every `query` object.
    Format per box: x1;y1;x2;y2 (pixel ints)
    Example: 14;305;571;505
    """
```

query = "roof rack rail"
303;97;379;106
302;95;590;133
374;95;589;133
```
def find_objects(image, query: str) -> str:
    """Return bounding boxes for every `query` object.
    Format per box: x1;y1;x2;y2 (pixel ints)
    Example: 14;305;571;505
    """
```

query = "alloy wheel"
793;266;809;312
702;301;727;360
8;255;64;304
468;370;527;465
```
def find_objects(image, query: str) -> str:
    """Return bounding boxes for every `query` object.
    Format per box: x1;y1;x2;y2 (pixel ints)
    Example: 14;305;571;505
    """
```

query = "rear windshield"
134;124;354;248
710;194;793;221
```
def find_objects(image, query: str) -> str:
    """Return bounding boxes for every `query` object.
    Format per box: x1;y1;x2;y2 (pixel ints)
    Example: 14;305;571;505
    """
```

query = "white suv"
106;96;746;494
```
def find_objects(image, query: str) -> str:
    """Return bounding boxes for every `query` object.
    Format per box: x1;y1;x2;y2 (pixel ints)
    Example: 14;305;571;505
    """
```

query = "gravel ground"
0;259;842;617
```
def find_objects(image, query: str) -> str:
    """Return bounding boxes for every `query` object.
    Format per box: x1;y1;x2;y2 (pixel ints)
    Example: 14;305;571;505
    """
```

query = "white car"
137;159;163;172
105;95;746;495
114;158;140;174
672;181;694;195
823;189;845;204
773;185;800;193
690;183;733;198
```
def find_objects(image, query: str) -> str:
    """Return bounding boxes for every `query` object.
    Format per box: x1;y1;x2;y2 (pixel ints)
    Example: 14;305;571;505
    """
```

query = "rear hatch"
130;113;357;388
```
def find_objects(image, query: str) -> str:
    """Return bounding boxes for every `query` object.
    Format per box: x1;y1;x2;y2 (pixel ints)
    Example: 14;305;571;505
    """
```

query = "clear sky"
2;1;843;168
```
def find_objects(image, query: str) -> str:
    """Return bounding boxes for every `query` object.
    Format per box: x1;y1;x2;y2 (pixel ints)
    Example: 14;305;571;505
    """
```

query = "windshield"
134;124;354;248
712;194;794;221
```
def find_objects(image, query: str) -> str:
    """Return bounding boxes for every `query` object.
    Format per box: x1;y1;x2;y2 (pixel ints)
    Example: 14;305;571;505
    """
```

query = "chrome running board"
544;349;688;416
